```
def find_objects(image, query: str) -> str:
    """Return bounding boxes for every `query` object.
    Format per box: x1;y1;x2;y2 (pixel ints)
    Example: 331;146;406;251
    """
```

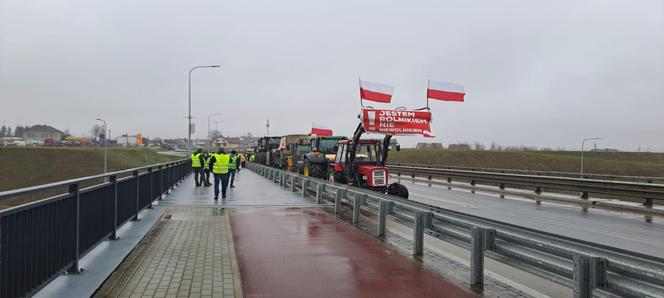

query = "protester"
208;148;230;199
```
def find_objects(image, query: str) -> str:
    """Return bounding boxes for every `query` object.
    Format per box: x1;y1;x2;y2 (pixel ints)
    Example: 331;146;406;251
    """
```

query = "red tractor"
328;123;409;199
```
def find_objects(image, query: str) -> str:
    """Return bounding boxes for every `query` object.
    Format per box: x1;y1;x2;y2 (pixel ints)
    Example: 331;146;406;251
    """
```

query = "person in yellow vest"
229;150;239;188
201;151;212;187
239;153;247;168
208;148;230;199
191;148;205;187
249;154;255;162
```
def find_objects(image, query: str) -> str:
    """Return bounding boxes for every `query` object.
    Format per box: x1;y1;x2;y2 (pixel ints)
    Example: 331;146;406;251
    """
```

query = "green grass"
0;148;183;209
389;149;664;177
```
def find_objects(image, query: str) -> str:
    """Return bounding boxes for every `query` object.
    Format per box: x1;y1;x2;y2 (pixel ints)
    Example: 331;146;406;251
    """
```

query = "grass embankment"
390;150;664;177
0;147;183;208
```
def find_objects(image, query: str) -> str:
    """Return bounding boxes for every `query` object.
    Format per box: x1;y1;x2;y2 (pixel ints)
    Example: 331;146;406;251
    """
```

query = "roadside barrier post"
110;175;119;240
316;183;323;204
290;176;295;192
335;188;345;215
378;200;393;237
301;179;308;197
591;257;607;290
67;183;82;274
133;170;140;221
352;194;365;224
158;165;164;199
470;227;485;290
573;256;592;298
414;211;430;256
148;167;154;209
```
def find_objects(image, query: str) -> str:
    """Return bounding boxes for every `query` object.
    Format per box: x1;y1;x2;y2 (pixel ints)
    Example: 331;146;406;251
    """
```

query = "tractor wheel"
305;160;325;179
387;183;409;199
330;171;347;184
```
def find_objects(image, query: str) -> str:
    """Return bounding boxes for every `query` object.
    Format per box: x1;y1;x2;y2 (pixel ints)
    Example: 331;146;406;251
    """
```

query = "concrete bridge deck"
39;169;476;298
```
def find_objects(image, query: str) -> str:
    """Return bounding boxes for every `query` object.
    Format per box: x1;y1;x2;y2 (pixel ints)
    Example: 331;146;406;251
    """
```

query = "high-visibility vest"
250;155;255;161
203;157;210;169
191;153;202;168
229;155;238;170
212;153;230;174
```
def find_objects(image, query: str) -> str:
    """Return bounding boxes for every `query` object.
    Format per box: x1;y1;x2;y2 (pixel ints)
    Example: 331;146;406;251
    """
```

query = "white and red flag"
359;79;394;103
310;123;333;136
427;80;465;102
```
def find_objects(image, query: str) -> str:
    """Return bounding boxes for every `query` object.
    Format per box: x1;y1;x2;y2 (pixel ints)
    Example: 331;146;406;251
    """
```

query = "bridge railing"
248;163;664;298
389;163;664;184
388;164;664;216
0;159;191;298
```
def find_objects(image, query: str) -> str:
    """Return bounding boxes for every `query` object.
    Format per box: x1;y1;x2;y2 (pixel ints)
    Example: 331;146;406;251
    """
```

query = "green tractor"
299;136;348;178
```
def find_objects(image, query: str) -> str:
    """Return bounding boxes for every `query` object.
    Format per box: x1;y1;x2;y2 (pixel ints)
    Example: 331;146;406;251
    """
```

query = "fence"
248;163;664;298
0;159;191;298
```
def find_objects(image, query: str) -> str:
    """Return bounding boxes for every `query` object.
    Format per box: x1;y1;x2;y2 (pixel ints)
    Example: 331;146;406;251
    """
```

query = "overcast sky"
1;0;662;150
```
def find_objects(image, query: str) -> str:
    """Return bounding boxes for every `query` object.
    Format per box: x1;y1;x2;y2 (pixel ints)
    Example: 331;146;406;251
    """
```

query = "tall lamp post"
188;65;220;151
580;137;602;178
207;113;222;148
96;118;108;173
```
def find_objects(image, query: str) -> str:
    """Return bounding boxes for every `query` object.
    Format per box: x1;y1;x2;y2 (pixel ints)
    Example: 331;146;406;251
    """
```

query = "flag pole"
359;77;364;108
426;79;430;110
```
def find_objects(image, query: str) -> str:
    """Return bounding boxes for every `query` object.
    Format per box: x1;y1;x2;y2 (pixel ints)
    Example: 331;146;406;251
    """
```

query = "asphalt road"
399;180;664;259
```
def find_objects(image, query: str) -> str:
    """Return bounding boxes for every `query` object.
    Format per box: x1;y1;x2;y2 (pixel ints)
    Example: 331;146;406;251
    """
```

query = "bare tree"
208;129;223;141
90;124;104;139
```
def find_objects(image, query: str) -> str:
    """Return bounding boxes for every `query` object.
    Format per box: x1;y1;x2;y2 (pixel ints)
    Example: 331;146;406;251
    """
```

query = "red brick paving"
230;207;474;298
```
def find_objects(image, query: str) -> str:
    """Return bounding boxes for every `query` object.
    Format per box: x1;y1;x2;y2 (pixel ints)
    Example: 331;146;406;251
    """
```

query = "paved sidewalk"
94;208;242;298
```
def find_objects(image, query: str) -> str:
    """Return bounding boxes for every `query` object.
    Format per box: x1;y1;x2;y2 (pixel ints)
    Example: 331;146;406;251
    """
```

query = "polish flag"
427;80;465;102
310;123;333;136
360;80;394;103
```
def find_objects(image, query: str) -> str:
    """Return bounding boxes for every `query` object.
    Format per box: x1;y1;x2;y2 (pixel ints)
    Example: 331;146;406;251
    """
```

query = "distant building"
116;134;139;147
448;143;471;150
213;136;242;149
416;142;444;149
22;125;64;143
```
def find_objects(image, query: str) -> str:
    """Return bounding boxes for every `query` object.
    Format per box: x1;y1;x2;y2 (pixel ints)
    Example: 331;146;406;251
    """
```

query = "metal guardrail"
0;159;191;298
389;163;664;184
248;163;664;298
389;165;664;214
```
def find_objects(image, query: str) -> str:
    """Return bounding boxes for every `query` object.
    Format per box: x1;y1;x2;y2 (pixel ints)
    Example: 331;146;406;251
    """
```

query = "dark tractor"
300;136;348;179
254;136;282;166
328;123;408;199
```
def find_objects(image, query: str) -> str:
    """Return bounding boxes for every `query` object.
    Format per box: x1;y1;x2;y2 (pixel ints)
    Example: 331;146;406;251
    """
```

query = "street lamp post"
207;113;222;148
96;118;108;173
188;65;220;152
580;137;602;178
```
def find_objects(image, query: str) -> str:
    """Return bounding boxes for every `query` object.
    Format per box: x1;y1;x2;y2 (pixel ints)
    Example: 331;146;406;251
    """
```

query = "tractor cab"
329;123;408;198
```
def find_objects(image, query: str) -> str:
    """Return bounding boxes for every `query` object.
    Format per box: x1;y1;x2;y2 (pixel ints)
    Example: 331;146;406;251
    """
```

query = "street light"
207;113;222;148
188;65;220;152
96;118;108;173
580;137;602;178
